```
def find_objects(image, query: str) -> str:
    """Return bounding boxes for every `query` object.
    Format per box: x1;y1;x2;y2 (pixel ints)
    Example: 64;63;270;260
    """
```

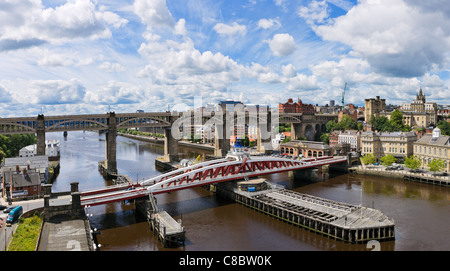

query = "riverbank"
350;165;450;187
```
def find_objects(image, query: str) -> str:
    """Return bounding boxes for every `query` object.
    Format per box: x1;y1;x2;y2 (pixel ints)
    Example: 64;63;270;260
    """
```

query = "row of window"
415;145;449;157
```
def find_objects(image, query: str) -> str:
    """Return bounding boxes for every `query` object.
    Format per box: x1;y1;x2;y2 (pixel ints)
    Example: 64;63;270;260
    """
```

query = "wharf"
149;211;186;247
224;181;395;244
135;196;185;247
350;166;450;187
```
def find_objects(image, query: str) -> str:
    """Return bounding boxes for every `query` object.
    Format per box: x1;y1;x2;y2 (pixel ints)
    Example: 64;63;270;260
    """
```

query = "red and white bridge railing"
80;156;347;206
145;156;347;194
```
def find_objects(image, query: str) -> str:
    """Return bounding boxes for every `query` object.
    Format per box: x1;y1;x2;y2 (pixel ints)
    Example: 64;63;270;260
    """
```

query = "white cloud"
175;19;188;36
133;0;175;30
313;0;450;77
298;0;329;25
267;33;296;56
1;79;86;105
0;0;127;51
257;18;281;30
213;22;247;36
98;61;126;73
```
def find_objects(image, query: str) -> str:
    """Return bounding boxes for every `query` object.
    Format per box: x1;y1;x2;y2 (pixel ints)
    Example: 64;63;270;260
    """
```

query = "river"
49;131;450;251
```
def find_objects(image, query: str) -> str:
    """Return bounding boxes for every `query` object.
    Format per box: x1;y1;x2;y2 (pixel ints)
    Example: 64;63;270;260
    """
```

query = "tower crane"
341;82;347;110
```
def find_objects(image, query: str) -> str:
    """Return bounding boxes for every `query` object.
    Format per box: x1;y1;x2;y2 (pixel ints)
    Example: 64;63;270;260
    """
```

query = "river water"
49;131;450;251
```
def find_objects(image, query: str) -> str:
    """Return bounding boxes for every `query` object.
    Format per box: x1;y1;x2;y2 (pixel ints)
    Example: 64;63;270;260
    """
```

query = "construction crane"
341;82;347;110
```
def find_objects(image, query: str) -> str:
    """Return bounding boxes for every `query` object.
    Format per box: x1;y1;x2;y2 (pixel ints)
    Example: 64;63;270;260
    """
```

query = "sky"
1;0;450;117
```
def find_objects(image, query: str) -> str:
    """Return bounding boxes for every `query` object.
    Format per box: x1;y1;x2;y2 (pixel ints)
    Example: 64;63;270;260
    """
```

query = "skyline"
1;0;450;117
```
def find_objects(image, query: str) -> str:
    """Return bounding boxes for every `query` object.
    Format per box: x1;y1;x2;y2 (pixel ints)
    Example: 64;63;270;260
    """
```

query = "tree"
361;154;376;166
404;155;421;171
320;133;330;144
389;109;404;130
373;116;390;132
437;120;450;136
380;154;397;167
428;159;445;174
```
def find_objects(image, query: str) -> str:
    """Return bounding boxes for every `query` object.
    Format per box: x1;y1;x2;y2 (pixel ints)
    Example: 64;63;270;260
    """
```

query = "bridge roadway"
80;156;347;207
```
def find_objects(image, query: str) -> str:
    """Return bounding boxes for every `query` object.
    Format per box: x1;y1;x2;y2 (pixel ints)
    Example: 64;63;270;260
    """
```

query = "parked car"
0;205;7;211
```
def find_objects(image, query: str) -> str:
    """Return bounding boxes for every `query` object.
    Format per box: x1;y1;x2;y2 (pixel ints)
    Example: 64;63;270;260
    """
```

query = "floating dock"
218;180;395;244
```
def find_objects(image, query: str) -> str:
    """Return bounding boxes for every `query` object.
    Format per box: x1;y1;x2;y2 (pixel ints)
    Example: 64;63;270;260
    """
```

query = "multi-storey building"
361;131;417;161
338;130;361;151
279;98;315;114
399;88;438;127
413;127;450;172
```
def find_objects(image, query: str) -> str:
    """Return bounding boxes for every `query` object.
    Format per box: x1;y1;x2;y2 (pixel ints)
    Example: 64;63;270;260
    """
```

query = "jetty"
216;179;395;244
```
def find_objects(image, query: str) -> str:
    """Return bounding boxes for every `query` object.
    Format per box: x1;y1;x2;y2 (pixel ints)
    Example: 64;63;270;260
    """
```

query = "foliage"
0;134;36;163
8;213;43;251
437;120;450;136
371;111;411;132
117;129;164;138
282;137;291;143
320;133;330;144
428;159;445;173
404;155;421;171
326;115;359;132
380;154;397;166
361;154;376;166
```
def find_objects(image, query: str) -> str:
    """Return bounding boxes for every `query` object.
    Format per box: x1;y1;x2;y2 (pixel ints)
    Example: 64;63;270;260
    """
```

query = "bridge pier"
214;112;230;157
105;112;118;175
36;114;46;155
163;126;179;162
257;111;272;154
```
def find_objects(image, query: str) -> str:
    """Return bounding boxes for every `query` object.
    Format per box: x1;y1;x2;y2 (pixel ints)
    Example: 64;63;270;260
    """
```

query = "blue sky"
0;0;449;117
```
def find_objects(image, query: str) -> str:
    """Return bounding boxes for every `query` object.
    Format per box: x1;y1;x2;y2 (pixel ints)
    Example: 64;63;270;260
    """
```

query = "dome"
432;127;441;138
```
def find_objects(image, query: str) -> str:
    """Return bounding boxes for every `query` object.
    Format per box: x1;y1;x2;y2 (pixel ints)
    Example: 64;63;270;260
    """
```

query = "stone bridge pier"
105;112;118;175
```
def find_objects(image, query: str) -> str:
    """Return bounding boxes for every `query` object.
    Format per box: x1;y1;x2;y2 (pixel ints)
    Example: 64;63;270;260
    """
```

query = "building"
361;131;417;161
271;133;286;150
280;140;333;158
364;96;386;123
19;139;60;161
1;155;49;185
338;130;361;151
413;127;450;172
278;98;315;114
2;168;41;201
399;88;438;128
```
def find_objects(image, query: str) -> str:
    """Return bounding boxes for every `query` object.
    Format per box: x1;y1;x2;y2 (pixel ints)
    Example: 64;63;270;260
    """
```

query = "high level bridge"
79;155;347;207
0;110;337;175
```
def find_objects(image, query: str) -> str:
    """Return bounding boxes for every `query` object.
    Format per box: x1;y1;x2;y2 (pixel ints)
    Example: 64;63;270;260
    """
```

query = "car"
0;205;7;211
3;206;16;213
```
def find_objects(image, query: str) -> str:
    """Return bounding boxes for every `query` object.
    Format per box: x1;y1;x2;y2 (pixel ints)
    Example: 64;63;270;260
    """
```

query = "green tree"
428;159;445;173
437;120;450;136
373;116;390;132
389;109;404;130
361;154;376;166
320;133;330;144
404;155;421;171
380;154;397;166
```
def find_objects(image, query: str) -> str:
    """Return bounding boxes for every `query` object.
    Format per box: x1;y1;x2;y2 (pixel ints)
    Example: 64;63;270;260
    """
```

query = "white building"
338;130;361;151
271;133;286;150
19;139;60;159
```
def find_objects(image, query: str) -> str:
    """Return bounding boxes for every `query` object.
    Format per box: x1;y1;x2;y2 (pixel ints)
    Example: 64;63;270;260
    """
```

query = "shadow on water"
89;192;234;232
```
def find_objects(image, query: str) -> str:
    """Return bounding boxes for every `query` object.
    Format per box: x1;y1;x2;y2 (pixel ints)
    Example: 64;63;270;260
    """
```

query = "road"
0;197;44;251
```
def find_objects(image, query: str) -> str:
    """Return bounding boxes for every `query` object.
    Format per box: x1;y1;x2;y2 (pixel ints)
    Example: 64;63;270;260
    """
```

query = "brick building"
278;98;315;114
